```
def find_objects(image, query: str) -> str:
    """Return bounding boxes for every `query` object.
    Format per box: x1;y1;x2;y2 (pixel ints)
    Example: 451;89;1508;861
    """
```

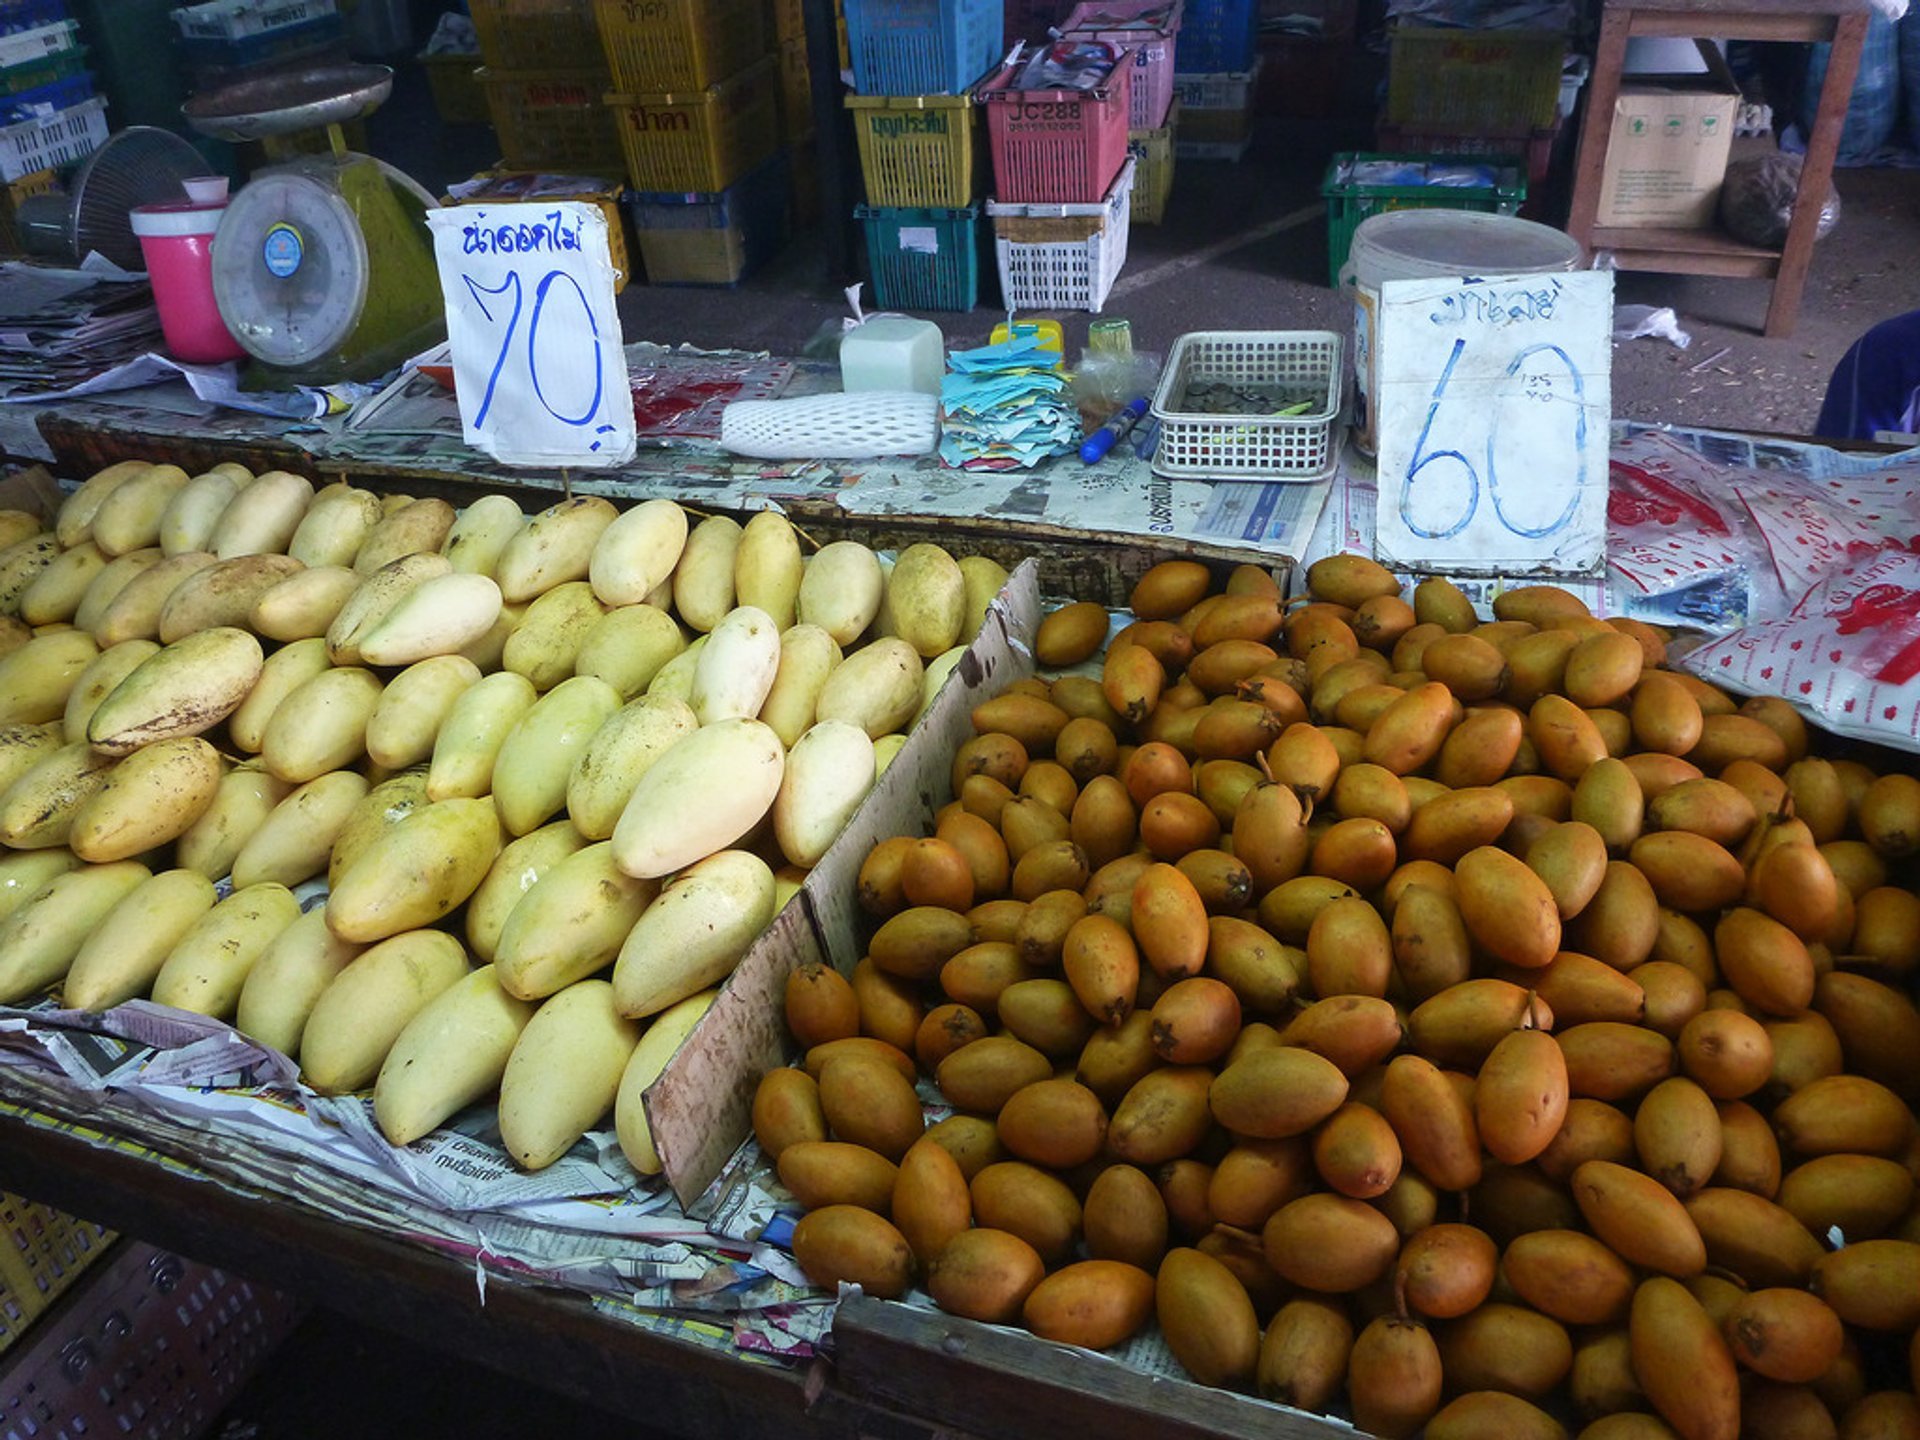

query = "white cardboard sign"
427;200;636;468
1373;270;1613;576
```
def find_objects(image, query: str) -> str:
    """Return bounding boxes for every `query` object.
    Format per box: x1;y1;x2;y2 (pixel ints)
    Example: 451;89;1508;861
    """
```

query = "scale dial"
211;167;370;369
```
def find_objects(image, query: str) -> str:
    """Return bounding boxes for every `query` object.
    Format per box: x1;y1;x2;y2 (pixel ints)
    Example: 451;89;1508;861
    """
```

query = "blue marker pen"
1080;396;1149;464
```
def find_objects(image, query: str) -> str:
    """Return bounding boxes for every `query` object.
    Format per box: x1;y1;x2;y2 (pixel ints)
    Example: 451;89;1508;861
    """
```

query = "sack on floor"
1802;8;1902;162
1718;152;1841;249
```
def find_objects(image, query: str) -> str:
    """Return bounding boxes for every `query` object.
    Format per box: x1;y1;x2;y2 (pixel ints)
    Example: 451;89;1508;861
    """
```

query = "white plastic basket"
1171;56;1261;112
1148;329;1344;481
986;156;1134;314
0;20;80;70
0;96;106;184
170;0;336;41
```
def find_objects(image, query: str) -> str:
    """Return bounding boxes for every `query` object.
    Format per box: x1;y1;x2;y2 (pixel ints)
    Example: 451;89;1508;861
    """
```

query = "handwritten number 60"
1399;338;1587;542
462;267;606;430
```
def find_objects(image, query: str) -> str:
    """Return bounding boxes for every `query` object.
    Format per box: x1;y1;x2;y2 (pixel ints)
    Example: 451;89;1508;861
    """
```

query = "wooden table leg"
1567;6;1635;249
1765;10;1868;336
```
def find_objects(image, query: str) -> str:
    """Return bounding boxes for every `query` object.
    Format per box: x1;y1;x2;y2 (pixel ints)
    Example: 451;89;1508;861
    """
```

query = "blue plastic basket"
0;68;89;122
1174;0;1254;73
0;0;64;36
858;203;981;311
626;152;794;287
845;0;1004;96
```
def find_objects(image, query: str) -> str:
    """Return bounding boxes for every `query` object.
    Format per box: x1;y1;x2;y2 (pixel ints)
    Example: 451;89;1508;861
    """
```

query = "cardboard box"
1594;56;1739;228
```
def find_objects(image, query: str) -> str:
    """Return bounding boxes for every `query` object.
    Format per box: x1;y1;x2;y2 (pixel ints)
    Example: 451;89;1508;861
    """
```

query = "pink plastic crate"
1059;0;1181;129
979;45;1135;204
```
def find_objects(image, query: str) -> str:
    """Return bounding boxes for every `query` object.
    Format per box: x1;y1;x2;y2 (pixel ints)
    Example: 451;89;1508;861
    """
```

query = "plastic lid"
1349;209;1586;283
131;200;227;238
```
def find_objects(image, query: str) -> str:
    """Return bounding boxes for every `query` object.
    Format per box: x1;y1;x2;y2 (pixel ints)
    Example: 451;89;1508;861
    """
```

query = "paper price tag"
1373;271;1613;575
427;200;636;468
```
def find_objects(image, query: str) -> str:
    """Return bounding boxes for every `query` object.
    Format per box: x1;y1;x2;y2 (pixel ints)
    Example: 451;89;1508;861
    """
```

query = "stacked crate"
601;0;790;285
0;0;103;251
472;0;622;176
980;38;1136;312
170;0;348;94
1254;0;1354;120
1171;0;1257;161
1373;22;1567;190
846;0;1003;311
1058;2;1180;224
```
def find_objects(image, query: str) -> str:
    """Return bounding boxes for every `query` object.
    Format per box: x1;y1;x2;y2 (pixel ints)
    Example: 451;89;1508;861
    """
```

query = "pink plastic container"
131;178;247;365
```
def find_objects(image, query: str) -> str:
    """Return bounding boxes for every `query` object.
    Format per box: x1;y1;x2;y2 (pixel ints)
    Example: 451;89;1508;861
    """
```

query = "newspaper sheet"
0;1001;808;1358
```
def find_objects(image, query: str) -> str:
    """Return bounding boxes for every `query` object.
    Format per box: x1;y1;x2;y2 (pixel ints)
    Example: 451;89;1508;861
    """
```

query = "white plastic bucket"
1346;208;1585;455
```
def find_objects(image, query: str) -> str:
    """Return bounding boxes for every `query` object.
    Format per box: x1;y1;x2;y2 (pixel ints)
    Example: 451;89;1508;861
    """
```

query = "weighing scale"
182;64;446;386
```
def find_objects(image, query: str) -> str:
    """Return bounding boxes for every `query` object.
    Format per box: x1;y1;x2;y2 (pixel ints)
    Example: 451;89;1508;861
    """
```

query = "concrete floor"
193;45;1920;1440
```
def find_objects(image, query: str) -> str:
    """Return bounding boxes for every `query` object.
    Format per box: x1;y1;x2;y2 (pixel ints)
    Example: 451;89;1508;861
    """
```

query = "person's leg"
1815;308;1920;440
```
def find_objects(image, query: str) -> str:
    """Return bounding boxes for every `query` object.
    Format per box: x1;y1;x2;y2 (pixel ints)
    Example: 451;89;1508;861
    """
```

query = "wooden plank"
832;1296;1352;1440
1615;0;1862;17
1626;12;1841;43
0;1110;827;1440
1589;226;1780;262
1768;7;1867;336
1566;6;1632;247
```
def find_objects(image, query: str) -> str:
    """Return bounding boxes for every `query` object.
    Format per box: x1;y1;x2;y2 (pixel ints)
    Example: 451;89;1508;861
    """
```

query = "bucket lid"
131;198;227;238
1349;209;1585;282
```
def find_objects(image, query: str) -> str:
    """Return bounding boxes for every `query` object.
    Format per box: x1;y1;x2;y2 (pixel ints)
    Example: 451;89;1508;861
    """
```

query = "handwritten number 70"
1399;339;1587;541
461;268;606;430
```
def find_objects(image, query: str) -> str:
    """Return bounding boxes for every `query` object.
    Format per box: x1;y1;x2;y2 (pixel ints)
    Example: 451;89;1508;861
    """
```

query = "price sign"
427;200;636;468
1372;271;1612;575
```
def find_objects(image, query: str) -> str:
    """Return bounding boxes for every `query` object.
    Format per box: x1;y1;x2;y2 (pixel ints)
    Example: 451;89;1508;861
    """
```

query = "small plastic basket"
1059;0;1181;130
480;65;623;173
0;94;105;184
467;0;600;71
0;1242;303;1433
1126;96;1174;223
593;0;767;94
845;0;1004;96
847;91;977;208
858;202;981;310
979;45;1133;204
1173;0;1254;74
608;56;781;193
987;155;1133;312
1385;24;1565;135
1320;149;1526;286
1149;330;1343;481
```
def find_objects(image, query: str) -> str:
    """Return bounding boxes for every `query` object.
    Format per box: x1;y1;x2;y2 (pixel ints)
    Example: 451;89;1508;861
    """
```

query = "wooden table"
0;1109;1346;1440
1566;0;1871;337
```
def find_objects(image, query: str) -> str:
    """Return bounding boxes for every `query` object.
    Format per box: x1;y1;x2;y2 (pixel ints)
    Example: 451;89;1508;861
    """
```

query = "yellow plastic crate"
778;36;810;139
1127;96;1174;224
0;1192;114;1357
481;65;624;174
469;0;601;70
419;51;489;125
846;91;976;210
1385;25;1564;135
609;57;781;193
0;167;57;256
594;0;768;94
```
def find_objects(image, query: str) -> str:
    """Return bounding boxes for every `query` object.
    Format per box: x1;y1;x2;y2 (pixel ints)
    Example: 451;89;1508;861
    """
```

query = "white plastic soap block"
840;316;945;397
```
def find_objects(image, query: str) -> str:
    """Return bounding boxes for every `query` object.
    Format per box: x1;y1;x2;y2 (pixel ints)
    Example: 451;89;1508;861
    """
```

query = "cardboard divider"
647;561;1043;1208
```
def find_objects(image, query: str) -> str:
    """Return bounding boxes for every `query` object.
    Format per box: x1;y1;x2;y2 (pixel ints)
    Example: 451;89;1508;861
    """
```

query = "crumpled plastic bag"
1613;304;1691;349
1718;153;1842;250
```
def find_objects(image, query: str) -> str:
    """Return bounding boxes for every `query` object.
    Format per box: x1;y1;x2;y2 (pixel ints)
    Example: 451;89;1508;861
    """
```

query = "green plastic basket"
1319;150;1525;288
857;203;980;311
